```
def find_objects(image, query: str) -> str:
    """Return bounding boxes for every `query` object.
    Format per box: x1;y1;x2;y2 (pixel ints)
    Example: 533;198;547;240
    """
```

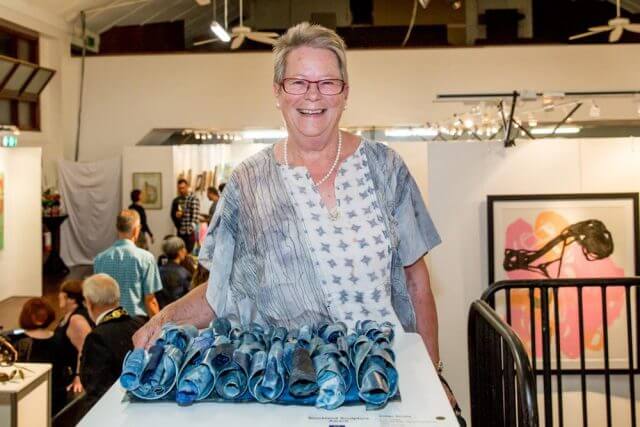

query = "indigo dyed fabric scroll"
120;318;400;410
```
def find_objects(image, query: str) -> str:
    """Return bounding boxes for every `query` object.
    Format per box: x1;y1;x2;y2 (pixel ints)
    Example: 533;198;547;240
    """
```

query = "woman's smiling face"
274;46;348;145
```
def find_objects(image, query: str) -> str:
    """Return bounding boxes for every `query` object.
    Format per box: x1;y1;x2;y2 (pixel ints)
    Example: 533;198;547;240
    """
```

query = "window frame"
0;18;46;131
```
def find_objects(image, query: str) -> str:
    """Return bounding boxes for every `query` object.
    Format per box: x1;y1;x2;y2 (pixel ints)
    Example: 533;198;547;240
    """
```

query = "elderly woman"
55;279;94;393
134;21;443;389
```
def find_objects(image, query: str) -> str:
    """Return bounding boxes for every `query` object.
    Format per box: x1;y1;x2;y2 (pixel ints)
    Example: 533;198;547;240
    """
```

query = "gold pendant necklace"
328;206;340;221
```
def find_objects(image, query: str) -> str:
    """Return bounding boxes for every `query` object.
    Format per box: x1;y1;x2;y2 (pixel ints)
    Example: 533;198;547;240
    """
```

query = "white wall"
427;137;640;421
71;43;640;165
122;146;175;256
0;147;42;301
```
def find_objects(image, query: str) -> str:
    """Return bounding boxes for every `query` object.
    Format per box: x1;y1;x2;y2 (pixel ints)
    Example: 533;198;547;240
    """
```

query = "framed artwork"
0;173;4;250
488;193;639;368
132;172;162;210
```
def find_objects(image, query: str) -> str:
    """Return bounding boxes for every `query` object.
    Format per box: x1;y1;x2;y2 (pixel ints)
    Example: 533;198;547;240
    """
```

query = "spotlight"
463;117;474;129
447;0;463;10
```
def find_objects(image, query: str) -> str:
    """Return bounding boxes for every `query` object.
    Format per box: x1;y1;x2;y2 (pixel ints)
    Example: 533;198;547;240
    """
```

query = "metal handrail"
468;300;539;427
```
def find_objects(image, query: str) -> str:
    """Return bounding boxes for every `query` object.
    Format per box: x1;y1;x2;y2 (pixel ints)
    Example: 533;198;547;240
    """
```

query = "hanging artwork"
0;173;4;250
488;193;638;283
488;193;639;367
132;172;162;210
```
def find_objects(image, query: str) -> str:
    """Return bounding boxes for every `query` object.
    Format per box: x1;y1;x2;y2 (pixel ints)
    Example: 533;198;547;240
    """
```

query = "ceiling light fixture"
530;126;582;136
210;0;230;42
242;129;288;140
384;127;438;137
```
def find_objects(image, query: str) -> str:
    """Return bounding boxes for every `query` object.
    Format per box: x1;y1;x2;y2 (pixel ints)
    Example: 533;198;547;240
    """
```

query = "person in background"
217;182;226;194
93;209;162;318
157;237;192;309
128;189;154;250
170;179;200;253
190;263;210;289
80;274;146;411
14;298;67;414
204;186;220;224
55;279;94;395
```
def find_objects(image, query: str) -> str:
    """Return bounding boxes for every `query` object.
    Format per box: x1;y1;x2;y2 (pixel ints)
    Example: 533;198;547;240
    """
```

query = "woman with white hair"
134;21;453;410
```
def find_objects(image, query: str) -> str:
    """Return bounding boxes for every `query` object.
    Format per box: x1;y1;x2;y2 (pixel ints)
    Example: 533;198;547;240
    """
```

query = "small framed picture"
132;172;162;210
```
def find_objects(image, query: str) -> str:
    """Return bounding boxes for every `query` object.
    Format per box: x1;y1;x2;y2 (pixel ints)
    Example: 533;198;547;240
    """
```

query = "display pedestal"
0;363;51;427
43;215;69;276
80;332;457;426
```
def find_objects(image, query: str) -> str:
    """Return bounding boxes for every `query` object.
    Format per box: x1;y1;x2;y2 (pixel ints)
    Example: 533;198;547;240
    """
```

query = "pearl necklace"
284;131;342;187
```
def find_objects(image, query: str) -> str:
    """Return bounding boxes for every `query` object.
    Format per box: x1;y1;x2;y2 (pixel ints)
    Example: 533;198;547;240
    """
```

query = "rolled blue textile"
161;324;198;352
120;323;196;400
212;317;232;337
290;348;318;397
130;345;185;400
120;348;146;390
312;340;351;391
296;325;314;350
354;320;394;344
318;322;347;344
211;343;250;400
175;331;217;405
248;341;286;402
312;352;346;410
176;348;216;405
351;334;398;409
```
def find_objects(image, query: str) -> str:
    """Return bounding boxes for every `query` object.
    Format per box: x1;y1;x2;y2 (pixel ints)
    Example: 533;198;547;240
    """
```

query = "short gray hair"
162;236;186;259
83;274;120;307
116;209;140;234
272;22;348;86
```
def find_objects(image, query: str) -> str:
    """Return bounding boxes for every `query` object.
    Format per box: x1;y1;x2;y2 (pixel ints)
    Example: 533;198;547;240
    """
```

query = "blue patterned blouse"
199;139;441;331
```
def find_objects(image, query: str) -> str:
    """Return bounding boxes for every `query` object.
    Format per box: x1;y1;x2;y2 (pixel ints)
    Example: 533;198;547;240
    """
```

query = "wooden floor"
0;265;93;332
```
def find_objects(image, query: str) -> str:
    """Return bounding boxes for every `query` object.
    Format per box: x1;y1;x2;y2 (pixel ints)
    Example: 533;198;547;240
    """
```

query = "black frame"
487;192;640;285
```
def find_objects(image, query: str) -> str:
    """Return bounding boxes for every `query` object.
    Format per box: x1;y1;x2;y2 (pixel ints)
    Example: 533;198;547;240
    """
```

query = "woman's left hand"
67;376;84;393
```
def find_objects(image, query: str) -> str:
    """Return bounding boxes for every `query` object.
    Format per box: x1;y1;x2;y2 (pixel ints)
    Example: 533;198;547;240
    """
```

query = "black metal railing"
482;278;640;427
469;299;539;427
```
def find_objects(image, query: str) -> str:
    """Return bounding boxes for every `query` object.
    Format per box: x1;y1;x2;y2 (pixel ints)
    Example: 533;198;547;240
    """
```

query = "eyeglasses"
281;78;346;95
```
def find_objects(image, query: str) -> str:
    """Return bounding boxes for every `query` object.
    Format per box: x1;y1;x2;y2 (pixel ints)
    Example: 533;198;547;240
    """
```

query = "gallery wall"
0;147;42;301
427;137;640;420
68;43;640;167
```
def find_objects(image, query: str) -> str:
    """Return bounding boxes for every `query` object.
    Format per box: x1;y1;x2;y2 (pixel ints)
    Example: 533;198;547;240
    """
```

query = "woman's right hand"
132;311;165;349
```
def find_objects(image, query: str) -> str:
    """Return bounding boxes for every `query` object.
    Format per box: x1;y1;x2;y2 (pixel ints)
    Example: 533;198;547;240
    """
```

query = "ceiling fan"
229;0;279;49
569;0;640;42
193;0;279;49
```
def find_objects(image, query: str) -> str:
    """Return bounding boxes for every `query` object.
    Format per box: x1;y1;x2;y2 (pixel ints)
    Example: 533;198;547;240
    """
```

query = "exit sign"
2;135;18;147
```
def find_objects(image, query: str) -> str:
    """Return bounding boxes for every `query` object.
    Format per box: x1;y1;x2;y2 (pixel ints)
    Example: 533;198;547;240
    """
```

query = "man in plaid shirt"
170;178;200;253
